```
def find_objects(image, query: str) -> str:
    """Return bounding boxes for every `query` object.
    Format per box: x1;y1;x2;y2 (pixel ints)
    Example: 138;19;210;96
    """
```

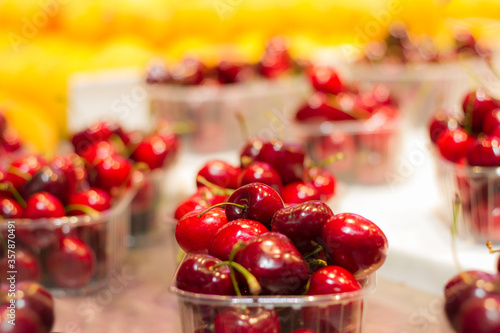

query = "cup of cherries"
429;88;500;243
170;180;388;333
146;36;312;153
292;65;401;185
70;120;179;247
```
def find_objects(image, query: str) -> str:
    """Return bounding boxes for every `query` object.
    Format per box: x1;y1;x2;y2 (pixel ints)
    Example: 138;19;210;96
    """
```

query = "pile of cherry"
294;65;399;184
174;137;337;222
429;88;500;239
0;120;178;292
146;36;306;86
173;178;388;332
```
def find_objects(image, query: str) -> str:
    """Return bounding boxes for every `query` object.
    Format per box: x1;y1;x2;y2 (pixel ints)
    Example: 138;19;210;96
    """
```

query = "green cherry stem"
303;246;324;259
196;175;235;197
197;202;246;218
65;204;101;218
311;152;345;169
307;259;328;268
0;182;26;208
213;260;261;296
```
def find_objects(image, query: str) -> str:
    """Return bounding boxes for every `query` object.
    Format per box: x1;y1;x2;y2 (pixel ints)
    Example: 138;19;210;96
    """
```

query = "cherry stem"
303;246;324;259
197;202;246;218
235;112;250;142
464;93;475;135
109;133;128;158
486;240;500;254
196;175;235;197
451;193;468;283
214;260;261;296
326;94;372;120
311;153;345;168
307;259;328;268
7;166;30;181
65;204;101;217
0;182;26;208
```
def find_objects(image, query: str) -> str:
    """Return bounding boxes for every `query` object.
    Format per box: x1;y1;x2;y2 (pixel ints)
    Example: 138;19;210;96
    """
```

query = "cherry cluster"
146;37;306;85
0;282;54;333
0;112;23;160
0;120;178;290
444;245;500;332
174;181;388;332
359;22;489;64
174;138;337;221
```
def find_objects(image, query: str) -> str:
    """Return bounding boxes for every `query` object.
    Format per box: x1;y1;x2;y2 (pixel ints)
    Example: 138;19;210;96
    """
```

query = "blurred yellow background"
0;0;499;154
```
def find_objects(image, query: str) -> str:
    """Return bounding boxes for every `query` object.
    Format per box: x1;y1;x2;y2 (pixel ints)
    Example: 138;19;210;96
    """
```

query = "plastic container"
1;190;135;297
435;153;500;243
129;168;167;247
293;113;401;185
147;75;312;153
170;258;376;333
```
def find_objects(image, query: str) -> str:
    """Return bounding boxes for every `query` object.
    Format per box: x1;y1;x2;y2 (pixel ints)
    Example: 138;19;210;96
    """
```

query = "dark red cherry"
271;201;333;252
146;63;171;84
295;92;342;122
197;160;240;189
462;89;499;134
131;133;178;170
20;165;70;204
308;65;344;95
225;183;284;230
0;307;46;333
78;140;117;165
258;36;292;79
322;213;388;278
67;188;111;215
307;265;361;295
304;167;336;201
71;121;119;154
280;182;321;205
456;294;500;333
436;128;475;163
175;207;228;254
94;154;133;192
170;57;206;85
238;162;282;194
428;110;459;144
0;247;41;283
0;197;23;218
466;136;500;166
51;154;88;195
7;155;46;190
216;61;254;84
1;127;22;153
482;108;500;136
235;232;309;295
214;307;280;333
46;237;96;288
175;254;235;295
209;219;268;261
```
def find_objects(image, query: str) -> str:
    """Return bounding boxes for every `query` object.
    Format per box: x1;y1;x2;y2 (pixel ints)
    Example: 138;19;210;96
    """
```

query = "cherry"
146;63;171;84
225;183;284;230
175;254;235;295
66;188;111;215
169;57;206;85
20;165;70;204
131;133;178;170
308;65;344;95
462;89;499;134
7;155;46;190
46;236;96;288
214;307;280;333
173;186;228;220
209;218;268;261
51;154;88;195
1;127;22;153
196;160;240;190
216;61;254;84
357;83;394;113
0;197;23;218
436;128;475;163
235;232;309;295
428;110;459;144
0;307;47;333
281;182;321;205
78;140;117;165
322;213;388;278
295;92;343;122
94;154;133;192
456;294;500;333
308;132;356;174
0;166;13;198
466;136;500;166
304;167;336;201
0;247;41;283
175;207;228;254
271;201;333;253
238;161;282;194
258;36;292;79
307;266;361;295
22;192;65;219
482;108;500;136
71;121;119;154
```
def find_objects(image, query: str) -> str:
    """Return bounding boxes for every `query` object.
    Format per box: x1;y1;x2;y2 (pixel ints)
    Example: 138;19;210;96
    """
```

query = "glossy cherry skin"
307;266;361;295
428;110;459;144
0;282;55;332
196;160;240;190
173;187;228;220
322;213;388;278
304;167;336;201
0;197;23;218
295;92;344;122
271;201;333;253
131;133;178;170
46;237;96;288
238;161;282;194
175;207;228;254
483;108;500;136
466;136;500;166
7;155;46;190
94;154;133;192
436;128;475;163
457;294;500;333
209;219;269;261
170;57;206;85
51;154;88;195
20;165;70;204
22;192;65;219
71;121;119;154
308;65;344;95
78;140;117;165
235;232;309;295
214;307;280;333
176;254;235;295
0;306;47;333
0;247;41;283
281;182;321;205
258;36;292;79
462;89;499;134
225;183;284;230
67;188;111;215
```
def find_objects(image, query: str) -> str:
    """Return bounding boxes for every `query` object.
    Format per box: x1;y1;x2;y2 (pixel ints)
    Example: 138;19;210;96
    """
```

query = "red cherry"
214;307;280;333
482;108;500;136
209;219;268;261
46;237;96;288
0;247;41;283
258;37;292;79
295;92;342;122
462;89;499;134
146;63;171;84
1;126;22;153
7;155;46;190
304;167;336;201
78;140;117;165
20;165;70;204
67;188;111;215
436;128;475;163
216;61;254;84
170;57;206;85
196;160;240;189
131;133;178;170
309;132;356;174
238;161;282;194
428;110;459;144
307;266;361;295
23;192;65;219
281;182;321;205
0;197;23;218
322;213;388;278
466;136;500;166
71;121;119;154
51;154;88;195
94;154;132;192
308;66;344;95
173;187;228;220
457;294;500;333
175;207;228;254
